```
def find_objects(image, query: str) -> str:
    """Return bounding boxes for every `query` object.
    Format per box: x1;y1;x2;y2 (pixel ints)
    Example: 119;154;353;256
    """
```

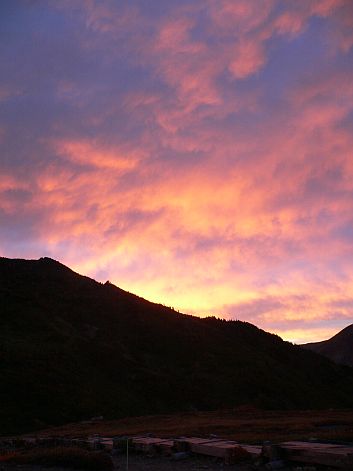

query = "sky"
1;0;353;344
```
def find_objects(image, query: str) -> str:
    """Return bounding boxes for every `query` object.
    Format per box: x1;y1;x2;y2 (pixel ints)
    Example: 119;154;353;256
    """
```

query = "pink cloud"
328;1;353;52
229;40;266;79
54;139;143;171
156;16;203;54
274;11;306;36
207;0;275;35
2;0;353;344
309;0;346;17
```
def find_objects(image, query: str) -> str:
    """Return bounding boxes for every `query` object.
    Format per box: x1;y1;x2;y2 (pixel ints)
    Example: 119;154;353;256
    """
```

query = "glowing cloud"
1;0;353;343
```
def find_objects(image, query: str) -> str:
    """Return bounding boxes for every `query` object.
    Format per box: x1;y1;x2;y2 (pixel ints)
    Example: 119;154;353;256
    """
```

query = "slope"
304;324;353;367
1;257;353;435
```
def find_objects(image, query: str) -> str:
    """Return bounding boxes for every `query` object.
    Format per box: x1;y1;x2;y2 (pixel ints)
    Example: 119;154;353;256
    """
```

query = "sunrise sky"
1;0;353;343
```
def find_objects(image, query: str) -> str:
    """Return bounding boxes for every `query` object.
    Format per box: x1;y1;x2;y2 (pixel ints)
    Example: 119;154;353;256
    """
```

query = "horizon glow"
1;0;353;343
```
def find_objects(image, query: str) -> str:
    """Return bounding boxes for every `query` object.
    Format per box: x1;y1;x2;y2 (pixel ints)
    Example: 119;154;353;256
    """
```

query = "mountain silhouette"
1;256;353;434
303;324;353;367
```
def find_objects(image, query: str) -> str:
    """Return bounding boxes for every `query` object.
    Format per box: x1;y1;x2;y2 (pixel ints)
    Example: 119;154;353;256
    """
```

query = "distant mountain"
1;257;353;435
303;324;353;367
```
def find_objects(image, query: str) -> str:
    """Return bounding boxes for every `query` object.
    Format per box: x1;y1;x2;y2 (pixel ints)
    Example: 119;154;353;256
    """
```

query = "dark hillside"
1;257;353;435
303;324;353;367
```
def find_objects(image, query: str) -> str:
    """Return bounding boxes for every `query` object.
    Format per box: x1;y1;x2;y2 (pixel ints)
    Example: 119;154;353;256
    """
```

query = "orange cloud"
55;139;143;171
2;0;353;344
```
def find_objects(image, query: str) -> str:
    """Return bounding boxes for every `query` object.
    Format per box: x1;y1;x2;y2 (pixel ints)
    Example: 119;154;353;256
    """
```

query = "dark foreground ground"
35;409;353;444
2;410;352;471
0;455;340;471
112;453;334;470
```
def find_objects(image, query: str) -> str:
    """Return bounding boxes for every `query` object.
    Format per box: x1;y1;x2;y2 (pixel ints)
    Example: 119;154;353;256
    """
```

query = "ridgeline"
1;257;353;434
304;324;353;367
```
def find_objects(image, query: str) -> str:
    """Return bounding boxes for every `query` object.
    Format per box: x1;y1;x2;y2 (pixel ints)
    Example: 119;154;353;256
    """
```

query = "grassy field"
31;408;353;444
